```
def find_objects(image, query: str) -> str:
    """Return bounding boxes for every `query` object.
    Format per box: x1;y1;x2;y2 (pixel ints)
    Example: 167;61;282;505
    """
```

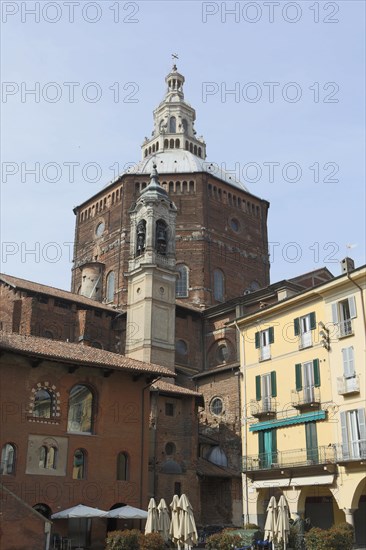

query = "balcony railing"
337;375;360;395
339;319;353;338
242;445;336;472
334;441;366;463
250;398;276;418
291;386;321;409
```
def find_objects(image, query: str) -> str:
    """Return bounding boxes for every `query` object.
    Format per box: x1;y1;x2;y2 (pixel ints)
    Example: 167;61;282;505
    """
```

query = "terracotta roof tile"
196;457;241;478
152;379;202;397
0;331;174;377
0;273;121;313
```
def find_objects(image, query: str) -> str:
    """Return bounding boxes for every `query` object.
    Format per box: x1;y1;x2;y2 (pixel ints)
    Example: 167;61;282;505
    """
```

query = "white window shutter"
340;411;349;458
348;296;357;319
331;303;339;324
342;347;355;378
358;408;366;443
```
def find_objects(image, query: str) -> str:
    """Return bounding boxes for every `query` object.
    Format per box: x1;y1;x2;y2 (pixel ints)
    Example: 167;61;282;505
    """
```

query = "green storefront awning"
249;410;326;432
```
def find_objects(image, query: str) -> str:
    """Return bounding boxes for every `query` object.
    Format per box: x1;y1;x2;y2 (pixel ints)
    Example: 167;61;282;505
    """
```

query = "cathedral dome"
125;149;248;192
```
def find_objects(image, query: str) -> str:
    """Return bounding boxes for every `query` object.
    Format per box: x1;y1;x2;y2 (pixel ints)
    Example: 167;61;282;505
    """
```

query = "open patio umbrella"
157;498;170;542
144;498;159;534
169;495;181;549
177;494;198;550
264;496;277;550
276;495;290;550
51;504;107;549
104;505;148;519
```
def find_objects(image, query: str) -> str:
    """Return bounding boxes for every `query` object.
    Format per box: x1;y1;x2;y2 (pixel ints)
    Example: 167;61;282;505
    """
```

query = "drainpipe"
140;377;162;508
234;321;249;526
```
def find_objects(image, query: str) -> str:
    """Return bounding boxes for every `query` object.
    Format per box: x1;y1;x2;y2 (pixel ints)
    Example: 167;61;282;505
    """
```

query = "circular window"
165;442;176;456
210;397;224;416
230;218;240;232
175;339;188;355
217;344;230;363
95;222;105;237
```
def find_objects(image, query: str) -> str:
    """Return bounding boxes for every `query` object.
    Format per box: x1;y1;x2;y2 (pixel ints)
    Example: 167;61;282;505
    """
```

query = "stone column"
344;508;356;541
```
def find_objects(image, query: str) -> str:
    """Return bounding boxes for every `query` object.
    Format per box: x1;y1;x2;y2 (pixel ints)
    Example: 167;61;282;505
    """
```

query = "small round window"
175;339;188;355
96;222;105;237
230;218;240;232
210;397;223;416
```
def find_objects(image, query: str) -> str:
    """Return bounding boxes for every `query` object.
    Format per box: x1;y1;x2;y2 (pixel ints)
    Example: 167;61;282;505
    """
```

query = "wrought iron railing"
334;441;366;462
242;445;336;472
339;319;353;337
250;398;276;416
291;386;321;407
337;375;360;394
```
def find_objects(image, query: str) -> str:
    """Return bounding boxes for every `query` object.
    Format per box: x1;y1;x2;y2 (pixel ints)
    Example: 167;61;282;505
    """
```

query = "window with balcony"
292;360;320;407
340;409;366;460
294;312;316;348
332;296;356;338
255;327;274;360
255;372;277;415
258;429;277;468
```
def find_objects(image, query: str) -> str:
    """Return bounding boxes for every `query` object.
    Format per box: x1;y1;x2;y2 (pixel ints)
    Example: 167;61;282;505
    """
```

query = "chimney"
341;257;355;274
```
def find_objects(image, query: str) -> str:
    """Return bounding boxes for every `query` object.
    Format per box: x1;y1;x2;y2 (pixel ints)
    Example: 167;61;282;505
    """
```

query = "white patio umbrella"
157;498;171;542
51;504;107;548
105;505;148;519
169;494;181;549
264;496;278;550
276;495;290;550
177;494;198;550
144;498;159;534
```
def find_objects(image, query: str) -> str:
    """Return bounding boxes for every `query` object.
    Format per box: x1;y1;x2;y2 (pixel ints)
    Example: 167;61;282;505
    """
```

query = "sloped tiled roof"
0;273;122;313
0;332;174;377
152;379;202;398
197;457;241;478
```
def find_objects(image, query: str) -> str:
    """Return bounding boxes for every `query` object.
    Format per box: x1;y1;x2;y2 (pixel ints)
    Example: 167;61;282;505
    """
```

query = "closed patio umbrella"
157;498;170;542
264;496;277;550
276;495;290;550
145;498;159;534
169;495;181;549
178;494;198;550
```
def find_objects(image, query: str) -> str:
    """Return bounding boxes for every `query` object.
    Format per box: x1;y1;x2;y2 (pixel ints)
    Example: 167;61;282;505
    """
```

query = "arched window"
33;389;53;418
39;445;57;469
175;138;180;148
182;119;188;133
67;385;94;433
170;138;174;148
117;452;129;481
176;265;189;298
106;271;115;302
213;269;225;302
33;503;52;519
169;116;176;133
217;342;230;363
156;219;168;255
164;139;168;148
0;443;16;475
73;449;86;480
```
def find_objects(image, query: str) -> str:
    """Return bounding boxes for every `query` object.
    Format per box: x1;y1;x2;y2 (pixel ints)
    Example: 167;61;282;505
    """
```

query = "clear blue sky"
1;1;365;290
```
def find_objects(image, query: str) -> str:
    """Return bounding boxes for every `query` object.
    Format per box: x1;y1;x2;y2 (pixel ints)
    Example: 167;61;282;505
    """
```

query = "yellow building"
233;263;365;545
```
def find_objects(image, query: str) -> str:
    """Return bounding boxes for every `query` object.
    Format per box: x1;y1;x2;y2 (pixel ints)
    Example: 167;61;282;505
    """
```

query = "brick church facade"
0;64;335;548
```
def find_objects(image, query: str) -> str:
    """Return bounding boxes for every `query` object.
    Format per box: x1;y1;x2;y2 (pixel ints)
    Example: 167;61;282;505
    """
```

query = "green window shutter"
294;318;300;336
269;326;274;344
255;332;260;349
258;432;264;455
255;375;261;401
295;363;302;391
313;359;320;387
310;311;316;330
271;429;277;456
271;371;277;398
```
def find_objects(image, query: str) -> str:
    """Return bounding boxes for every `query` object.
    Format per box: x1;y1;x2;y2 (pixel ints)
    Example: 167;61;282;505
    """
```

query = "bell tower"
125;164;177;371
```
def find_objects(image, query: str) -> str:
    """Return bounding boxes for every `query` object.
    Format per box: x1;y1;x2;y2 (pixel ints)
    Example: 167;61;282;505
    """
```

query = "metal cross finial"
172;53;178;61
